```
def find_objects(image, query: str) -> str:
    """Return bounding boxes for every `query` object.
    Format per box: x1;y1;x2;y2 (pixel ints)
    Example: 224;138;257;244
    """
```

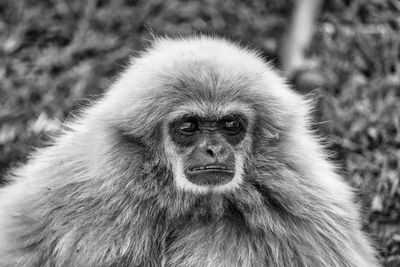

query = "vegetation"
0;0;399;265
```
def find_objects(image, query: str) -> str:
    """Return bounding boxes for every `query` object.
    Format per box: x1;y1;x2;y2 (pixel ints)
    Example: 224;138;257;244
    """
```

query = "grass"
0;0;399;265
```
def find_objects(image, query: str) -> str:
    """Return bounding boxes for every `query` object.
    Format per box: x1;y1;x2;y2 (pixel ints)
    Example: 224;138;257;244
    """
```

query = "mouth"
185;164;235;186
188;165;233;172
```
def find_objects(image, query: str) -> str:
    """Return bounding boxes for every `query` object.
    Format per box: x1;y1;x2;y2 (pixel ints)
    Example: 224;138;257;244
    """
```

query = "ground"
0;0;399;265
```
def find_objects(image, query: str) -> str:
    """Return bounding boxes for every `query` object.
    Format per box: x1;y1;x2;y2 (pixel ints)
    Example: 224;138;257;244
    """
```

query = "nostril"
205;144;224;158
206;148;215;157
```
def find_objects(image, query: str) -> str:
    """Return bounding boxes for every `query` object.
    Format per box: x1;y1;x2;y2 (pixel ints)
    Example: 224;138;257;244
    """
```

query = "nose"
199;137;227;159
205;143;224;158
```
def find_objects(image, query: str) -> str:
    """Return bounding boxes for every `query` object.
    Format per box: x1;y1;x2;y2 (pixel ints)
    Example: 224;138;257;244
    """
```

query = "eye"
223;120;241;133
178;119;198;134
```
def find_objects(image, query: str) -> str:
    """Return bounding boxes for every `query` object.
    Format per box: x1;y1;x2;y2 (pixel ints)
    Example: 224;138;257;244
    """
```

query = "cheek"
225;132;246;146
173;135;198;148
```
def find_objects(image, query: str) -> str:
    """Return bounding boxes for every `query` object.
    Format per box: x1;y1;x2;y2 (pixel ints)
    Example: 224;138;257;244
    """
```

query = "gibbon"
0;36;380;267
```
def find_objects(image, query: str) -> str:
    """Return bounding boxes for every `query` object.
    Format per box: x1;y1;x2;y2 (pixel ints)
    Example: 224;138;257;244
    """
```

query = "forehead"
167;101;254;122
154;59;259;122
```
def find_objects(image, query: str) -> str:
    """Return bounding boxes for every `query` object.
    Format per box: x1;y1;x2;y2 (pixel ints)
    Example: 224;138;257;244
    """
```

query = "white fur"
167;102;255;123
171;153;245;194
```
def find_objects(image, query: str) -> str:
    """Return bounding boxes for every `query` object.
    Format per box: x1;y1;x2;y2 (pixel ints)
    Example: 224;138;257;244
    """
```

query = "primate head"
96;36;301;199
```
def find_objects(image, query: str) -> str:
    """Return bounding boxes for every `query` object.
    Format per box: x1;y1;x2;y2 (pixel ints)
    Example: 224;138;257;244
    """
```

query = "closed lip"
187;165;234;172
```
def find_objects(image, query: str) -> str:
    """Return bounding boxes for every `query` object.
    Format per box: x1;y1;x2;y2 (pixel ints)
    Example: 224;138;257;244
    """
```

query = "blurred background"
0;0;399;265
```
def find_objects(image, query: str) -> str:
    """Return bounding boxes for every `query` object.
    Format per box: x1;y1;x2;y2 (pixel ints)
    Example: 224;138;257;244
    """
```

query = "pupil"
180;121;197;132
225;121;239;130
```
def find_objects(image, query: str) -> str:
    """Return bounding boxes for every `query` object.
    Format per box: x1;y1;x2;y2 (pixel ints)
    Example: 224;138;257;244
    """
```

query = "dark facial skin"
169;114;247;186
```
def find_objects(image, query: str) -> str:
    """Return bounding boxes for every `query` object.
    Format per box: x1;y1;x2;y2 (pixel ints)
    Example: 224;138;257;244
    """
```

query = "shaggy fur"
0;36;380;267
